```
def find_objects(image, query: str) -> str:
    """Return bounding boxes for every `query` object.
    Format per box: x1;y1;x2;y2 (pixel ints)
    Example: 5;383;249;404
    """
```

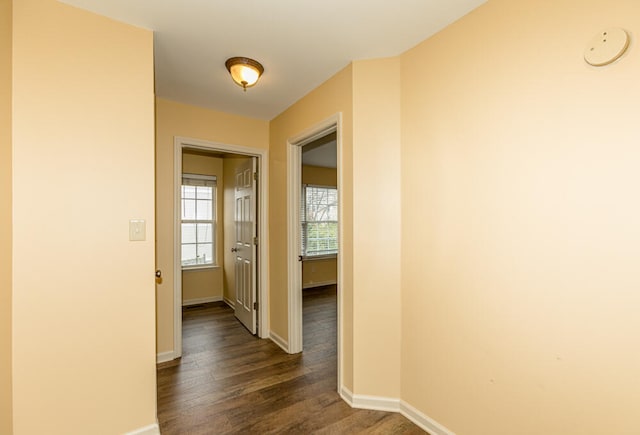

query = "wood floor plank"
157;285;424;434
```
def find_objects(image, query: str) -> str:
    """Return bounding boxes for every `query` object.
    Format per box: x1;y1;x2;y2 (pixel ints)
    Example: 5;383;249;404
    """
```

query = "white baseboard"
156;351;175;364
223;297;235;309
352;393;400;412
341;387;400;412
339;387;454;435
340;386;354;405
400;400;455;435
269;330;289;353
182;296;222;306
302;280;337;289
125;422;160;435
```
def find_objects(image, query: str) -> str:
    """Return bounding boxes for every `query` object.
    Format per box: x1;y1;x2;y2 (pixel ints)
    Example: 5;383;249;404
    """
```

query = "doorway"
172;137;269;360
286;114;343;391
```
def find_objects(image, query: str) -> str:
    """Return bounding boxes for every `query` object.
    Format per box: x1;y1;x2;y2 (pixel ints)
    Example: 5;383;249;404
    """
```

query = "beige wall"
302;258;337;288
182;151;224;304
400;0;640;433
182;268;220;303
222;155;253;305
155;97;268;354
269;59;402;398
12;0;156;433
0;0;12;433
8;2;632;433
302;164;337;186
302;165;338;288
269;65;354;389
351;58;402;398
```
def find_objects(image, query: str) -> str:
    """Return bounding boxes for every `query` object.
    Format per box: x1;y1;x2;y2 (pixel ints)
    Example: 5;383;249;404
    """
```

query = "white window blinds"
301;184;338;257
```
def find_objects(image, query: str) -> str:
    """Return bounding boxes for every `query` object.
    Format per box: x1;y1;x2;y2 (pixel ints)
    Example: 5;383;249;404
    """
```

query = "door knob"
231;247;239;252
155;270;162;278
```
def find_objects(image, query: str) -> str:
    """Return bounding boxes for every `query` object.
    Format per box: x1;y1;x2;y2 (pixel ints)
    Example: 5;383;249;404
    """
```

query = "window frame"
300;183;339;259
181;173;217;269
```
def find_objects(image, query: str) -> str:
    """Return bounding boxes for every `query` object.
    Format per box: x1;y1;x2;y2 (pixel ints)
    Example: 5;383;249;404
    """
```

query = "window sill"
301;254;338;261
182;264;219;271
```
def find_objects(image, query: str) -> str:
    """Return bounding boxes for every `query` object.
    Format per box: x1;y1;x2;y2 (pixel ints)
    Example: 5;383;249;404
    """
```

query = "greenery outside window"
301;184;338;257
181;174;216;267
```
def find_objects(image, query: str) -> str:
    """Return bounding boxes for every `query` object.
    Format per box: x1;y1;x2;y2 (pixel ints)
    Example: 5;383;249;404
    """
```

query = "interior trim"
172;137;270;363
340;387;455;435
286;114;343;401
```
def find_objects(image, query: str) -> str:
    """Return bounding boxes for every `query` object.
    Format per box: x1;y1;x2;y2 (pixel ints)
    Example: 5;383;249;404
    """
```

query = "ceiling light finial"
225;57;264;91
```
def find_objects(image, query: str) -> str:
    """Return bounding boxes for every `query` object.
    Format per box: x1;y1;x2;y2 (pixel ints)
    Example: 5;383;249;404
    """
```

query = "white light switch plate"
129;219;146;241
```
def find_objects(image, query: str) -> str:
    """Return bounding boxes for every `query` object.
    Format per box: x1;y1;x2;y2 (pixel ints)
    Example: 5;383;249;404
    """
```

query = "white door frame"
286;114;342;390
173;136;269;360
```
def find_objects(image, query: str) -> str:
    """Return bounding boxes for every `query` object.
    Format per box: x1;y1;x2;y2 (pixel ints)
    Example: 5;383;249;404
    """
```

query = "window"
301;185;338;257
181;174;216;267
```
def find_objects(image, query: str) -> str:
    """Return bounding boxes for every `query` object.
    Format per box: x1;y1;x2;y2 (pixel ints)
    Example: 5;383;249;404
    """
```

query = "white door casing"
234;157;258;334
286;113;342;391
170;137;269;362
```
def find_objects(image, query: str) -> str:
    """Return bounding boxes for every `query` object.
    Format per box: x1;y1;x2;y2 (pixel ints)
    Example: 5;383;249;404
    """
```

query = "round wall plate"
584;28;630;66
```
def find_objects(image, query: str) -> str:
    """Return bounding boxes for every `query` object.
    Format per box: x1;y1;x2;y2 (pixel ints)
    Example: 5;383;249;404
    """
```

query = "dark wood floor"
157;285;424;434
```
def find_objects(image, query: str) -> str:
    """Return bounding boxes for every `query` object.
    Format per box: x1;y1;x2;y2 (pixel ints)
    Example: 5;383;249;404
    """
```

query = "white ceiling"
59;0;485;120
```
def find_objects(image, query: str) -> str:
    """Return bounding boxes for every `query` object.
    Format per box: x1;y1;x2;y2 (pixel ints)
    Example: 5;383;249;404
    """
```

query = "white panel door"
234;157;257;334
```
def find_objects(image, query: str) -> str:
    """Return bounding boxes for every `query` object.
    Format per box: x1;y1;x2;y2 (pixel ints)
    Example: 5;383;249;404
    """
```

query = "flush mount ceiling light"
225;57;264;91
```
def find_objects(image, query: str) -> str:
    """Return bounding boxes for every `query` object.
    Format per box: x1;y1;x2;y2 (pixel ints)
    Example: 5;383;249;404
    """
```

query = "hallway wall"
351;57;402;399
12;0;156;433
155;97;268;355
269;64;355;390
0;0;12;432
400;0;640;433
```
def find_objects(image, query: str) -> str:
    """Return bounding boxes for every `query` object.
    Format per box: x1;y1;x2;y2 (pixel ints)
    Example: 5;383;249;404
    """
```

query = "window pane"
308;239;319;254
197;223;212;243
182;176;216;268
197;243;213;264
318;223;330;237
181;244;197;266
327;205;338;220
304;186;337;223
182;185;196;199
196;186;212;200
303;221;338;256
317;239;328;252
182;223;197;244
182;199;196;220
196;199;212;220
305;202;316;219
